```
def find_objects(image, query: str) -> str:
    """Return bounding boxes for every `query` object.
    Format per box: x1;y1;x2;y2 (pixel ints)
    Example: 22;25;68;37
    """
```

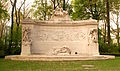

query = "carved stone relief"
53;6;68;17
22;26;32;46
88;29;98;46
53;47;71;55
33;29;86;41
50;5;71;21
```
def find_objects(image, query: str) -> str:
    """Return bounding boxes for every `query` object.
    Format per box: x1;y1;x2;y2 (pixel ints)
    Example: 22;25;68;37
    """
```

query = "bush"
99;41;108;53
0;39;6;57
10;47;21;55
99;40;119;53
0;38;21;57
98;29;120;54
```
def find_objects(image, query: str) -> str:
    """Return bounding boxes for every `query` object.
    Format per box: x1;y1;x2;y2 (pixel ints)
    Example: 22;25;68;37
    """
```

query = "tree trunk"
116;12;119;46
104;22;107;43
9;0;17;54
15;4;19;48
23;0;26;19
54;0;55;9
89;0;94;17
0;21;4;38
63;0;65;10
106;0;110;48
44;0;47;20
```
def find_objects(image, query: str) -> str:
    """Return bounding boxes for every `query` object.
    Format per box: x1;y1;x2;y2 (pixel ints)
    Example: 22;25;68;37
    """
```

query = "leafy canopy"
71;0;106;20
0;1;9;21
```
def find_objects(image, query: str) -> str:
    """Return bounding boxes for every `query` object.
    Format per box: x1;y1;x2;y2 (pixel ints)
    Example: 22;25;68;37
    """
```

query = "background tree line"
0;0;120;57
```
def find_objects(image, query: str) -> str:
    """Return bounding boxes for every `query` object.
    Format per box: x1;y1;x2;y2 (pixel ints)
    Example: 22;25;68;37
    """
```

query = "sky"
17;0;71;8
17;0;34;10
8;0;34;26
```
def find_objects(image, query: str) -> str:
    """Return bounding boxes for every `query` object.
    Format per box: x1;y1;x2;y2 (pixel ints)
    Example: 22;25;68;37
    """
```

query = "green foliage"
99;40;119;54
71;0;106;20
0;31;9;57
0;24;21;56
31;0;53;20
110;0;120;11
9;24;22;55
31;0;72;20
0;39;5;57
98;29;119;54
0;2;9;21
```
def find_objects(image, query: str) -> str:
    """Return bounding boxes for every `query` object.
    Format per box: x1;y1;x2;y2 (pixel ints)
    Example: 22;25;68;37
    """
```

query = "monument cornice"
22;19;98;26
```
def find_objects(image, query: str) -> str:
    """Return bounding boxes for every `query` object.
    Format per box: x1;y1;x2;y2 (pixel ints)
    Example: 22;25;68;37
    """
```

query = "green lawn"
0;57;120;71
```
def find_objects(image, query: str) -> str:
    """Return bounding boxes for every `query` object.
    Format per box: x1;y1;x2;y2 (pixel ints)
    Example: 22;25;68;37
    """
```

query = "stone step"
5;55;115;61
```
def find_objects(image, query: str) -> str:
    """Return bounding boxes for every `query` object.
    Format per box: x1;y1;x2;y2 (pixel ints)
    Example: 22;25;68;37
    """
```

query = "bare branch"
10;0;14;6
66;0;69;4
51;0;54;3
19;1;25;10
111;13;117;25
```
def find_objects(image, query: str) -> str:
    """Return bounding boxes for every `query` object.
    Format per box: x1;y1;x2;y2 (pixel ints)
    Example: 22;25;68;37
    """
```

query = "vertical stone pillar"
21;18;34;55
88;22;100;55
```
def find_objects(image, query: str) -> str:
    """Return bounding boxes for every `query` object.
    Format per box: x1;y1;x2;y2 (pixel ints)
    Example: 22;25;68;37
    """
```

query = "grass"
0;57;120;71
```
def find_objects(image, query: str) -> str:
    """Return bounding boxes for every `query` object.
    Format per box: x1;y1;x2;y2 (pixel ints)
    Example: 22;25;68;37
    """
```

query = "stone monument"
5;6;115;61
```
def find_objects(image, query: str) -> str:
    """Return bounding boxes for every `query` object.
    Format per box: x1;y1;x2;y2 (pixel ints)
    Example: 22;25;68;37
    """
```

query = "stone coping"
5;55;115;61
22;18;98;26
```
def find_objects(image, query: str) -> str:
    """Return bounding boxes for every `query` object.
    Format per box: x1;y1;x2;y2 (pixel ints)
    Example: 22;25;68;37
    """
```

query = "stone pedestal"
21;18;34;55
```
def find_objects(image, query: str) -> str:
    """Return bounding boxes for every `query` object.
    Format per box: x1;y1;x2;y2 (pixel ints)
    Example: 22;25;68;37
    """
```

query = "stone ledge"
5;55;115;61
22;18;35;24
22;18;98;26
35;19;97;26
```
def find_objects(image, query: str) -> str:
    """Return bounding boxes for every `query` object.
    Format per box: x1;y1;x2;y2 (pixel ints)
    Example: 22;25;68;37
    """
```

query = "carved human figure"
88;29;99;55
22;26;32;46
89;29;98;44
54;5;68;17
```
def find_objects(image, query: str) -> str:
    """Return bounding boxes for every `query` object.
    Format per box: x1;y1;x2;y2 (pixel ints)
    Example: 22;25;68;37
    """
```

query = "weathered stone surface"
50;6;71;21
30;23;99;56
5;55;115;61
21;21;34;55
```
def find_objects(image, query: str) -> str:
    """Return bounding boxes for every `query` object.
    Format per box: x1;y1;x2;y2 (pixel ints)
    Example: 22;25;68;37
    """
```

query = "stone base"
5;55;115;61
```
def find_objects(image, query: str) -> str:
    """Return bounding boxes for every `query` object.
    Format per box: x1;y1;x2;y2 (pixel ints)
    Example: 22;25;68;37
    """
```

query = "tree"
71;0;106;21
110;0;120;47
0;1;9;38
9;0;17;54
9;0;25;54
106;0;110;48
15;1;24;48
0;3;9;20
0;0;10;56
51;0;70;10
31;0;53;20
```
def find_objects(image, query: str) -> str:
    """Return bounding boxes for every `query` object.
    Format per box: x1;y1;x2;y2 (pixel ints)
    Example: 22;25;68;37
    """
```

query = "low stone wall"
21;18;99;56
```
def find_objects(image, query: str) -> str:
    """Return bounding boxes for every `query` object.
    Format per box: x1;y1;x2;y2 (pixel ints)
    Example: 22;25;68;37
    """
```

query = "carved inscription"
33;29;86;41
